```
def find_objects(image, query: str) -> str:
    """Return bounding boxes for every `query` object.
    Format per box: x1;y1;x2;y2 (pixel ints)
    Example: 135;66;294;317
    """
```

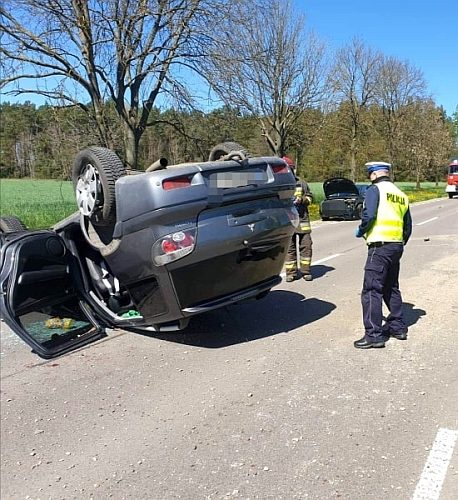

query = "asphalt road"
1;197;457;500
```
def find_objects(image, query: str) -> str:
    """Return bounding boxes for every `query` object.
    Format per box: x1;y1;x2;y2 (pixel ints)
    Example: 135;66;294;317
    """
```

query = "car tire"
72;147;126;226
321;217;330;221
208;142;249;161
0;215;27;233
449;193;454;199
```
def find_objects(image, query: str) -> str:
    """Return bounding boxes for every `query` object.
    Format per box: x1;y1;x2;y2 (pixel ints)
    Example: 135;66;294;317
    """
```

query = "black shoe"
391;331;408;340
353;337;385;349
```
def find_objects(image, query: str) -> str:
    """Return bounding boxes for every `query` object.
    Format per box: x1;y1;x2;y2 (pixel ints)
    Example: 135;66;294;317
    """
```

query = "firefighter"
283;156;314;282
354;161;412;349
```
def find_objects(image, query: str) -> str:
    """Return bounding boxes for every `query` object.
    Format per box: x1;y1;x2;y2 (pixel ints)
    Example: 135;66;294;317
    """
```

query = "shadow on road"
310;264;335;279
382;302;426;329
403;302;427;328
135;290;336;348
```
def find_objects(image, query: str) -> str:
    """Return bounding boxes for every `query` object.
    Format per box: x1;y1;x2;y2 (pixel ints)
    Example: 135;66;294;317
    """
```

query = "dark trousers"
285;232;312;276
361;243;407;342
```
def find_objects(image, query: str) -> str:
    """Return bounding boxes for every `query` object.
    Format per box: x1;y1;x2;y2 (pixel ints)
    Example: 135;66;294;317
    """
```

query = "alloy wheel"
75;163;101;216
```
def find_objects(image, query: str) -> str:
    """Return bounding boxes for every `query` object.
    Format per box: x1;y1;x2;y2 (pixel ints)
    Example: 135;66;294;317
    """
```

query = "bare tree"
14;133;36;177
375;56;427;177
452;106;458;148
0;0;239;168
330;38;382;181
201;0;328;157
399;100;454;187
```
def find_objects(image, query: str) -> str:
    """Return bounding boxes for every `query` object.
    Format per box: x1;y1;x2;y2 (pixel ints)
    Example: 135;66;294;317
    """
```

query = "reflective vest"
294;180;312;234
365;181;409;244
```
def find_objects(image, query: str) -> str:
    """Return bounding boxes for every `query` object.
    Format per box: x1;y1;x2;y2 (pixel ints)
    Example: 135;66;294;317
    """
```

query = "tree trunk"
415;167;421;189
15;141;26;178
123;125;141;169
261;119;279;156
28;137;36;179
350;124;357;181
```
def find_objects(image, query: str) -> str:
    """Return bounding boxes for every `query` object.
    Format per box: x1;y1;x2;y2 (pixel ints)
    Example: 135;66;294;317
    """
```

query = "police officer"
283;156;314;282
354;161;412;349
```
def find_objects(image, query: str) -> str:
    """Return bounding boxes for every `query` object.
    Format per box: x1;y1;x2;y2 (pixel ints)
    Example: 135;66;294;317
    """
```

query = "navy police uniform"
354;162;412;349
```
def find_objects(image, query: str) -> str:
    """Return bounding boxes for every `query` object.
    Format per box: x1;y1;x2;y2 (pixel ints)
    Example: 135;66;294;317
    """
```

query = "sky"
296;0;457;117
3;1;456;117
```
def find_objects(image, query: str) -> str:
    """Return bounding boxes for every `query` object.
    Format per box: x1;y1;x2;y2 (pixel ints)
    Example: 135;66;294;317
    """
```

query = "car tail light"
287;207;300;228
163;176;192;190
152;228;197;266
271;162;290;174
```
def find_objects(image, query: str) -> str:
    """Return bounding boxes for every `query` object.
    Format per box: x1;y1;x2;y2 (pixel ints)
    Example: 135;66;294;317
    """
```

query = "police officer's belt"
368;241;403;248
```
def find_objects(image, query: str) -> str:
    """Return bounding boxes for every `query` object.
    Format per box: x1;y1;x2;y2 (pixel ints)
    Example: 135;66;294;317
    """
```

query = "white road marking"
412;427;458;500
313;253;342;265
311;221;341;229
416;217;438;226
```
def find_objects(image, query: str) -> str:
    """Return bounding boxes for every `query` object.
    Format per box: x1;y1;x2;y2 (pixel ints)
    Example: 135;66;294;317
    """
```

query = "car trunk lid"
323;177;360;199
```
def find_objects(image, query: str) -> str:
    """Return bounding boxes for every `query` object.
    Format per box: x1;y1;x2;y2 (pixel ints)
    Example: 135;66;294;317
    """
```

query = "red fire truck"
446;159;458;198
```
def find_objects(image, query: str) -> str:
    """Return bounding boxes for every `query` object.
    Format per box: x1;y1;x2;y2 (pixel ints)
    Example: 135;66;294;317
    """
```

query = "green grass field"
0;178;448;230
0;179;77;229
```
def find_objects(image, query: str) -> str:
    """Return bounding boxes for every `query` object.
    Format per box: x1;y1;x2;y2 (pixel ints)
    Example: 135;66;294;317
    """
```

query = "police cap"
365;161;391;174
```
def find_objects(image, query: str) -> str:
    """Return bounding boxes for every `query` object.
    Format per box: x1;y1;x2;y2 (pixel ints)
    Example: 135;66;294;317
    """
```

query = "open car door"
0;231;106;359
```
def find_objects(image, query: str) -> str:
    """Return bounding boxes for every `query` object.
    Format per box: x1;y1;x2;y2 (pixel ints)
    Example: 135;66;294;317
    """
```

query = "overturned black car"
319;177;367;221
0;143;298;359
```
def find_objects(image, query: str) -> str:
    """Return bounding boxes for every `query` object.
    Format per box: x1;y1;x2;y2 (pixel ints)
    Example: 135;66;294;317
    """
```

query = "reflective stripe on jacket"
294;178;313;234
365;181;409;243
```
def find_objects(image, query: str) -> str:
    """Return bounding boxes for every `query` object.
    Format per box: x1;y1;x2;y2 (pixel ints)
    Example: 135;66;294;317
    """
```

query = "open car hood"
323;177;360;198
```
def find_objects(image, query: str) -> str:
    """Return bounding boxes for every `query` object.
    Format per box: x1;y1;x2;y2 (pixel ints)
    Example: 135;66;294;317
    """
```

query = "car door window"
17;296;98;353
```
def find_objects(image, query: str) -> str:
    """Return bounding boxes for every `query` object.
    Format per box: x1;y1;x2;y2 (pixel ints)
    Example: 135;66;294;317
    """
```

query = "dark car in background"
320;177;367;221
0;143;298;359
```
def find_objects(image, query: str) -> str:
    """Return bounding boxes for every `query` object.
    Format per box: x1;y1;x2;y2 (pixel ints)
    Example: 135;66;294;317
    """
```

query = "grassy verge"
0;179;77;229
397;184;447;204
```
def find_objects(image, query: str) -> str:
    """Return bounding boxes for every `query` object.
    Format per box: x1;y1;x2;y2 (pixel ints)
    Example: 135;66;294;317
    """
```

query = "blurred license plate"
212;170;268;188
